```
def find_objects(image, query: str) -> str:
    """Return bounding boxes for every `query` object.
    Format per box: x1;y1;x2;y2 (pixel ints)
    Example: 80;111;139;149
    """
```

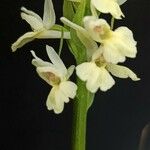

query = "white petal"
114;27;137;58
60;17;94;41
76;62;100;93
46;87;64;114
59;81;77;99
66;65;75;80
90;3;99;18
30;50;53;67
61;17;84;31
43;0;56;29
11;32;38;52
37;30;70;39
21;12;44;31
118;0;127;5
46;87;56;111
76;62;96;81
98;67;115;91
91;0;124;19
101;43;126;64
46;45;67;76
21;7;43;23
86;66;101;93
91;47;103;61
107;64;140;81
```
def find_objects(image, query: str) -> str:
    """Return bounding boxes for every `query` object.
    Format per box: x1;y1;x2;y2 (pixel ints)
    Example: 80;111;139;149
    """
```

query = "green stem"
111;17;115;30
58;27;64;56
72;79;94;150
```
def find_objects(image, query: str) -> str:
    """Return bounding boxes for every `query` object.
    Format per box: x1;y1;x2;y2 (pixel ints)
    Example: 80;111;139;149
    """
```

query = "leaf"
69;0;87;64
63;0;75;22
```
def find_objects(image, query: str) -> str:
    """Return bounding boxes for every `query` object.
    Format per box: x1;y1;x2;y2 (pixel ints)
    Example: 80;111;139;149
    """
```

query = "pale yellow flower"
91;0;127;19
61;16;137;64
83;16;137;64
31;45;77;114
76;49;140;93
11;0;70;52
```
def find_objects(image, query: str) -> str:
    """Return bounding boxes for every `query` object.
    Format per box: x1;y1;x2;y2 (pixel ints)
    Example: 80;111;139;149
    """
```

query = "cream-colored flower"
12;0;70;52
83;16;137;64
91;0;127;19
76;49;140;93
61;16;137;64
31;45;77;114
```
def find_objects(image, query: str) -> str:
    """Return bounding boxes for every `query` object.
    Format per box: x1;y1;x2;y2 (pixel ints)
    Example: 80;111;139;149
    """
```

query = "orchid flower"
61;16;137;64
76;49;140;93
31;45;77;114
91;0;127;19
11;0;70;52
83;16;137;64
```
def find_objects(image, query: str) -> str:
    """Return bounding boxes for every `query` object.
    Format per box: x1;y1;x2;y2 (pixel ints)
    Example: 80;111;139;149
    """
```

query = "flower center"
95;55;107;68
94;26;112;41
45;72;61;86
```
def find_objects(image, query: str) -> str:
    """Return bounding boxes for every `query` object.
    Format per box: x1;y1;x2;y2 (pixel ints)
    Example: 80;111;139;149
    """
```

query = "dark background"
0;0;150;150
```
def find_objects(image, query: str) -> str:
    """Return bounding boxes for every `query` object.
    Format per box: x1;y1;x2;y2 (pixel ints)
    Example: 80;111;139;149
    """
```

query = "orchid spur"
31;45;77;114
11;0;70;52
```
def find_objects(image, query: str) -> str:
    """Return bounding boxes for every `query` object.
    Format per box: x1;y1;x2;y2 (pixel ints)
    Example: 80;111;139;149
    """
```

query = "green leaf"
63;0;75;22
68;0;87;64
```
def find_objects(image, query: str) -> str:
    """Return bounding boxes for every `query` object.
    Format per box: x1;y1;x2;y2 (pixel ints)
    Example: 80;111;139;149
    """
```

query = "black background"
0;0;150;150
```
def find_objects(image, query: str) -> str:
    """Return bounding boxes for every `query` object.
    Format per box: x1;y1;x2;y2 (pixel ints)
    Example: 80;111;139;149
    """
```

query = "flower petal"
21;12;44;31
21;7;43;23
59;81;77;99
37;30;70;39
46;87;56;111
31;50;53;67
91;0;124;19
114;27;137;58
66;65;75;80
107;64;140;81
86;66;101;93
118;0;127;5
76;62;100;93
43;0;56;29
11;32;38;52
46;86;64;114
46;45;67;76
76;62;96;82
76;62;115;92
101;43;126;64
98;67;115;91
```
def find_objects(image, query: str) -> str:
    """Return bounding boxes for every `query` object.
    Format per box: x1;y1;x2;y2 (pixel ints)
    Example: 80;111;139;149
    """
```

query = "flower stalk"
72;79;94;150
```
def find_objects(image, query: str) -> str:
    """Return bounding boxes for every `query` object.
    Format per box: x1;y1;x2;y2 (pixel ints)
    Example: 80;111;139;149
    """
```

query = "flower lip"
44;72;61;86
